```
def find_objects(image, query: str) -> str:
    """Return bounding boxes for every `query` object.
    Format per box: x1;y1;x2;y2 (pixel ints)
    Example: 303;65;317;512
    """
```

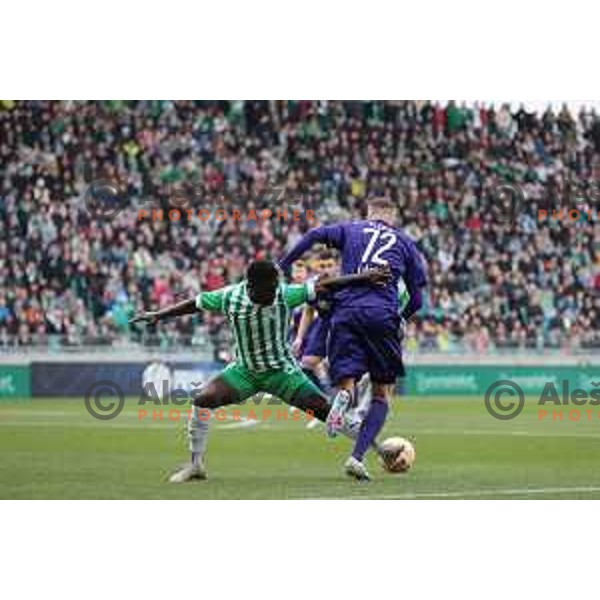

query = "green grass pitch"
1;395;600;499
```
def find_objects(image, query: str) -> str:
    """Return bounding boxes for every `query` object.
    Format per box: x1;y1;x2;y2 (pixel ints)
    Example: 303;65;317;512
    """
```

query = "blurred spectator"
1;100;600;352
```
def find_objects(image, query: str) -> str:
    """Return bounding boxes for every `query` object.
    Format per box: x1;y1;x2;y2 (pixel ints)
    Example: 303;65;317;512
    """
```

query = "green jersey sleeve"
397;280;410;315
195;287;230;313
283;281;316;309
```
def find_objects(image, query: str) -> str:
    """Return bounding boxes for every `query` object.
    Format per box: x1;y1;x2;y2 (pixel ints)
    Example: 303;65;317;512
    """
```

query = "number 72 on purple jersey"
360;227;398;267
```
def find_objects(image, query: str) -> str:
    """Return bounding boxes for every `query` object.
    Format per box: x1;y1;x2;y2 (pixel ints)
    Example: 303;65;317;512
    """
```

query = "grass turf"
1;395;600;499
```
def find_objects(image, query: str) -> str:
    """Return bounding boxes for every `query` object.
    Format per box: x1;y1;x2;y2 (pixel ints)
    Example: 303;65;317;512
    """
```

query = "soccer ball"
379;436;416;473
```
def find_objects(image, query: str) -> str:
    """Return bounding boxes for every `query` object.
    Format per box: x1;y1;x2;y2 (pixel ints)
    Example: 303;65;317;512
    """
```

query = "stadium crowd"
2;100;600;354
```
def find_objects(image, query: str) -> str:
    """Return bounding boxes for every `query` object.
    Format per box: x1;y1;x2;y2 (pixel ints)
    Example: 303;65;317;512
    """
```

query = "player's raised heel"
168;460;207;483
326;390;351;437
344;456;371;481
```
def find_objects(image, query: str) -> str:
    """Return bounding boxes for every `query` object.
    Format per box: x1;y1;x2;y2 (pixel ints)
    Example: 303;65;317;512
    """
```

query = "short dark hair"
318;248;336;261
246;260;279;286
368;197;397;212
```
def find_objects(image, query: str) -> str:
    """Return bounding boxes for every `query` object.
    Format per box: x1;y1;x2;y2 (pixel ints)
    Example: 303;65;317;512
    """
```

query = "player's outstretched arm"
315;265;391;293
278;224;345;272
130;286;230;325
400;244;427;321
401;287;423;321
129;298;198;326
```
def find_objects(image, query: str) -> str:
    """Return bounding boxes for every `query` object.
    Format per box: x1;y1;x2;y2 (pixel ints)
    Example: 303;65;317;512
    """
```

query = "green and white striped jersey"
196;280;316;372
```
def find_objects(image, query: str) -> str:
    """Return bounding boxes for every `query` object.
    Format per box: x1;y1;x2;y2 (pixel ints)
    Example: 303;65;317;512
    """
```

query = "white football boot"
168;459;207;483
344;456;371;481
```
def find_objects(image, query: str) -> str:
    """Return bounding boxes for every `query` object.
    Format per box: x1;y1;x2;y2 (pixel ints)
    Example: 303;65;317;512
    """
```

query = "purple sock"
352;397;388;461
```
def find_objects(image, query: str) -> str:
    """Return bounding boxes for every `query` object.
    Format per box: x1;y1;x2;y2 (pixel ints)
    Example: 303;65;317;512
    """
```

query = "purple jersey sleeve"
402;238;427;292
278;224;346;272
399;247;427;319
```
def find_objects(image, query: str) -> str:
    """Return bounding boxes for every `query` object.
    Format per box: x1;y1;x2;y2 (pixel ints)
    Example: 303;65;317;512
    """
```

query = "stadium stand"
2;100;600;354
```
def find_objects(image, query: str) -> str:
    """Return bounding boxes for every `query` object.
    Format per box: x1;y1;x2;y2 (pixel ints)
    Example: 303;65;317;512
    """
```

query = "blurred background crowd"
2;100;600;356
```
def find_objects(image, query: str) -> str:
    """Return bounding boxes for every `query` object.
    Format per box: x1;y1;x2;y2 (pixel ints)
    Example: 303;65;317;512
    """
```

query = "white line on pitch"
402;428;600;439
301;486;600;500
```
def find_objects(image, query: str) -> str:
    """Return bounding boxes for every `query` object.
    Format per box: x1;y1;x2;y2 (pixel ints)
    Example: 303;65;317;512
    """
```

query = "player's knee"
190;379;239;408
190;385;217;408
191;396;209;408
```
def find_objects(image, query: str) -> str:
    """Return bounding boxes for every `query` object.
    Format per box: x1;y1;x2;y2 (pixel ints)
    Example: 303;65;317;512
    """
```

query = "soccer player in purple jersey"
279;198;427;480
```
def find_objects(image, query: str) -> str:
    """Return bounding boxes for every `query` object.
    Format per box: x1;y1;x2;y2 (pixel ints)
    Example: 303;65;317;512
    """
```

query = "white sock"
188;407;210;461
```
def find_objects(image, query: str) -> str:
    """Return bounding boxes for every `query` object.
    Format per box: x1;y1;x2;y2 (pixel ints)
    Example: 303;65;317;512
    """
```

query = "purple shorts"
328;306;405;385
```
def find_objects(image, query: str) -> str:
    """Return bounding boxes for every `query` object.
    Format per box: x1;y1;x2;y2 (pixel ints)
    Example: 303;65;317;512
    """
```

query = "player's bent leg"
276;370;383;481
327;315;369;437
169;372;247;483
264;365;380;454
190;376;242;409
289;380;378;482
268;368;332;423
343;310;404;477
189;376;241;463
299;353;332;428
262;365;345;428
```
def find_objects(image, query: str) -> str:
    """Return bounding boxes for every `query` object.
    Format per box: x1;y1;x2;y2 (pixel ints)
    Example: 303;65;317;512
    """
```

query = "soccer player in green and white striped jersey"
130;259;390;482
